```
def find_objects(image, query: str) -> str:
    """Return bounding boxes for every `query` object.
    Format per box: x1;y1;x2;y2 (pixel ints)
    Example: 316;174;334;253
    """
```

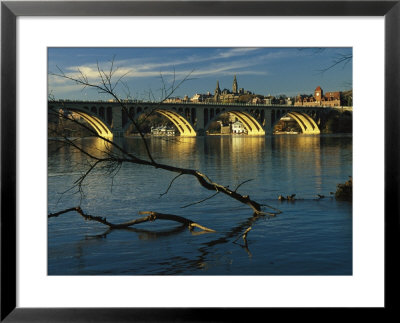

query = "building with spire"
211;75;253;103
214;80;221;100
189;75;256;104
232;75;238;94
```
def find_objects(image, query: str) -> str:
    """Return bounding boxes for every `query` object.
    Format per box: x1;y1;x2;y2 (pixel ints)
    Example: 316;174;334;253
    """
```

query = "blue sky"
48;47;352;101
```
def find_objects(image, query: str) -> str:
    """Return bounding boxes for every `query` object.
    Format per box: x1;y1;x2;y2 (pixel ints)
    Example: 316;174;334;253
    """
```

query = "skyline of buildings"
163;75;351;107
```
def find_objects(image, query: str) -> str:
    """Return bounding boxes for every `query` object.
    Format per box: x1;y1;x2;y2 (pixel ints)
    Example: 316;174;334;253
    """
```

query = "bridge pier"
194;106;205;135
263;110;273;135
111;107;124;137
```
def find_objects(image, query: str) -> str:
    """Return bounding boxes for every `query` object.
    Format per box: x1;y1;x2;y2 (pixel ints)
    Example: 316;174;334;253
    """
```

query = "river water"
48;135;352;275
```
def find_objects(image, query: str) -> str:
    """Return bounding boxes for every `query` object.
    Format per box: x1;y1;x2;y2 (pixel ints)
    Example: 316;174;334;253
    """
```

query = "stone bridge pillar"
111;106;124;137
263;109;273;135
194;106;205;135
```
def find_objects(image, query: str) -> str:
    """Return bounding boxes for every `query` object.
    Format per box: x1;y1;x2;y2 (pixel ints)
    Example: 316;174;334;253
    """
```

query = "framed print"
1;1;399;321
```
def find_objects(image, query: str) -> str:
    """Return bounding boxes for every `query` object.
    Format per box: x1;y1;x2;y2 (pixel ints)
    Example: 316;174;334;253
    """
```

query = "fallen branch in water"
48;206;216;233
138;211;216;232
233;226;253;257
233;226;252;244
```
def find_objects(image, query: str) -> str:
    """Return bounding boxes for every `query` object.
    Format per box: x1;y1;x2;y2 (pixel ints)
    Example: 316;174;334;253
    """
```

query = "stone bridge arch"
49;104;114;139
121;106;197;137
204;108;265;135
155;109;196;136
271;110;320;134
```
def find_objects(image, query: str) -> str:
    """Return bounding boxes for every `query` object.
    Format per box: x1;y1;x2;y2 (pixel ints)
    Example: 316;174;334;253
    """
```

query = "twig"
180;192;219;209
234;179;254;193
160;173;183;197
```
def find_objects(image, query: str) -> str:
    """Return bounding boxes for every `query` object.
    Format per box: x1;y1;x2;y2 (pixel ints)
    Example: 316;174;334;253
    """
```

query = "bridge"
48;100;352;139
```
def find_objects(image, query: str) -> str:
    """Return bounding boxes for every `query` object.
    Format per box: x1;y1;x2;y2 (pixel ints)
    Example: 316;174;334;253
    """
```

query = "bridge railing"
49;99;352;110
51;99;294;106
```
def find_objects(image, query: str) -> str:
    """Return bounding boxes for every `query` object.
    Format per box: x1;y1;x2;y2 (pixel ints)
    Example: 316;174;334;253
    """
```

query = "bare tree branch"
48;57;282;242
318;53;352;73
48;207;216;233
50;62;275;215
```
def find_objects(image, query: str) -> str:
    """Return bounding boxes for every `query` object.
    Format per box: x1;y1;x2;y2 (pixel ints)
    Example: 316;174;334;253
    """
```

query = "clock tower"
314;86;323;102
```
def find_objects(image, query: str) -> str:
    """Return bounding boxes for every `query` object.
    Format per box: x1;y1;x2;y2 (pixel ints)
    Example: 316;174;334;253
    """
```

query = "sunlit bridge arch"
122;108;197;137
155;109;196;137
49;106;114;139
273;111;320;134
206;110;265;135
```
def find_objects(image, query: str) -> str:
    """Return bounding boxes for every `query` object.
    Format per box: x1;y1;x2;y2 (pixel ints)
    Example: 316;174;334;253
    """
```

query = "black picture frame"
1;1;399;321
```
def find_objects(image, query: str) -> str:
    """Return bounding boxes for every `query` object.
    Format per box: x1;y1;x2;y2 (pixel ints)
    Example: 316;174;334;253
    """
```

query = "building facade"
295;86;342;107
231;120;246;134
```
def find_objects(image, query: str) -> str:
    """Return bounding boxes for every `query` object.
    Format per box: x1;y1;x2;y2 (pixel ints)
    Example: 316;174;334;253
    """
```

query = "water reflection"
73;209;275;274
49;135;326;182
48;137;114;174
272;135;322;192
84;224;188;241
155;211;272;274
